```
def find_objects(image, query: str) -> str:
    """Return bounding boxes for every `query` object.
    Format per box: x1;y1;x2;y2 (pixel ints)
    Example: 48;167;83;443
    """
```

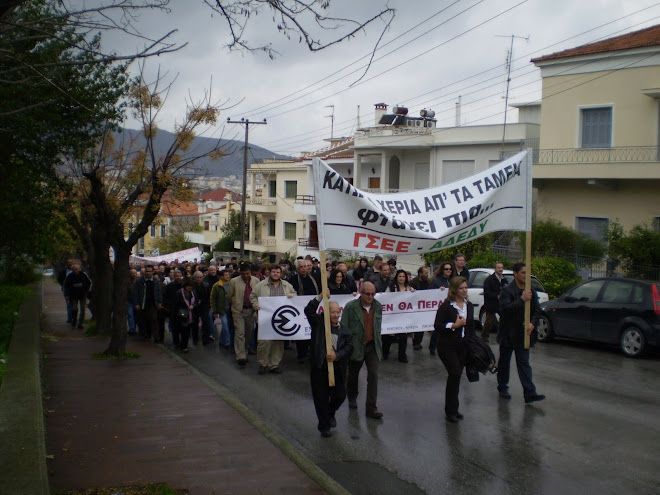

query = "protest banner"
312;150;532;254
127;247;202;264
257;289;447;341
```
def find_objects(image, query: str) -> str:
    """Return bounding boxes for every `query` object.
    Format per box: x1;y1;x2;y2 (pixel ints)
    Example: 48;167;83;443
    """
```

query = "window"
442;160;475;183
568;280;605;303
601;281;634;304
160;224;166;237
284;180;297;199
576;216;608;242
414;162;430;189
150;225;156;237
284;222;296;240
268;180;277;198
204;221;210;231
268;219;276;237
138;237;145;250
581;107;612;148
470;271;489;288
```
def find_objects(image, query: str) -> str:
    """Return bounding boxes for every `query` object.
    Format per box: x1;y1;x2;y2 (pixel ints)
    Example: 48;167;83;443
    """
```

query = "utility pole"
325;104;335;139
226;117;267;258
497;34;529;147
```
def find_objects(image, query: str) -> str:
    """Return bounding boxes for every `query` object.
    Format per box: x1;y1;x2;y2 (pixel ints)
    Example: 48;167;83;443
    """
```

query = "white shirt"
446;300;468;338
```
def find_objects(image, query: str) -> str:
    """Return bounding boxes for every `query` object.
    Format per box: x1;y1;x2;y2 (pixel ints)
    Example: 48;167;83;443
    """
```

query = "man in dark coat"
134;265;163;341
193;270;212;345
305;290;354;437
453;253;470;280
481;262;508;342
496;262;545;404
411;265;431;350
289;259;320;362
63;263;92;329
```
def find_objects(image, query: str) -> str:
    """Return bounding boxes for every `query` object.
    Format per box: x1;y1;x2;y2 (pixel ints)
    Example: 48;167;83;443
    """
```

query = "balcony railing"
298;238;319;248
501;146;660;164
247;238;276;247
247;198;277;205
295;194;315;204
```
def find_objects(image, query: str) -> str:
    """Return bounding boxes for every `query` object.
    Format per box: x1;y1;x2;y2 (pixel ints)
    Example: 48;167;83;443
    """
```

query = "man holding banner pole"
305;289;354;437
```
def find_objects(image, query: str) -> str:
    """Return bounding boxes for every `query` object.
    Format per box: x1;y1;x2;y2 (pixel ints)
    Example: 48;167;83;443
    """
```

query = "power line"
256;8;660;152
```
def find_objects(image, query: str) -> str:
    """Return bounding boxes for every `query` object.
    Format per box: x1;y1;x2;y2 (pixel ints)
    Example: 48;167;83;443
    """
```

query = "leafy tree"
153;218;200;254
214;211;248;253
423;233;500;266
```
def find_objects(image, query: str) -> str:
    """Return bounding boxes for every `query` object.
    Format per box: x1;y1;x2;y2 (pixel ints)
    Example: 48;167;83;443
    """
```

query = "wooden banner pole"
318;250;335;386
524;230;532;349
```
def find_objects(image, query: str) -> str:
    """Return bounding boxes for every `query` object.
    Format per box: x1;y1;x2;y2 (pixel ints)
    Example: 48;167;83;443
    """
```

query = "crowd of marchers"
55;252;544;438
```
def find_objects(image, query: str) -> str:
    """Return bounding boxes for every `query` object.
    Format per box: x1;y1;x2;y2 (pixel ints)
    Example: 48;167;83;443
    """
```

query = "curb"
0;282;49;495
160;345;351;495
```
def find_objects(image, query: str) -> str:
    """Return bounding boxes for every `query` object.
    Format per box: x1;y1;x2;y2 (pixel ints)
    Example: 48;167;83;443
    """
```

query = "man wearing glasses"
342;281;384;419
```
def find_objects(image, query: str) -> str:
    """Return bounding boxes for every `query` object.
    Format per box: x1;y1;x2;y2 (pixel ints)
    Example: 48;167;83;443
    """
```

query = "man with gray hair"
305;289;354;437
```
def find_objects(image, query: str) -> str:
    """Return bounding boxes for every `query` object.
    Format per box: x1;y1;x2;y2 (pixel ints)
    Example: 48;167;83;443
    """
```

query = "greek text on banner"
312;150;532;254
257;289;448;341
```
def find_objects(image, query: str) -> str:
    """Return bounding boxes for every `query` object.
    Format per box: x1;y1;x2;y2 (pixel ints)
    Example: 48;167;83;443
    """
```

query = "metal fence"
501;145;660;164
490;245;660;281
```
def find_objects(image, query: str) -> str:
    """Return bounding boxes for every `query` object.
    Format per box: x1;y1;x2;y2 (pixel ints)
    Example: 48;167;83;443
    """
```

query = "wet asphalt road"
173;333;660;495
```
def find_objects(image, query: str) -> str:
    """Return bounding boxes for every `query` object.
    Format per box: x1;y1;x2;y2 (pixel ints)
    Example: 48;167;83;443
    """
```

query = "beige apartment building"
234;158;311;260
530;24;660;240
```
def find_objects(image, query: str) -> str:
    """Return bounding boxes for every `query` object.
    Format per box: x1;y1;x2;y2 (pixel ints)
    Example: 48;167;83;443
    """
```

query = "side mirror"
564;296;577;303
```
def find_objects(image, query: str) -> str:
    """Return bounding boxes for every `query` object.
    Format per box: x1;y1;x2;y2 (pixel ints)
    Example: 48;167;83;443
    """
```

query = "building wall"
539;65;660;149
536;179;660;232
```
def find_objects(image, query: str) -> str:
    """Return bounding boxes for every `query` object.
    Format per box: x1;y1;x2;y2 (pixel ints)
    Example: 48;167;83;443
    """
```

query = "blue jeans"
127;304;136;334
497;346;537;399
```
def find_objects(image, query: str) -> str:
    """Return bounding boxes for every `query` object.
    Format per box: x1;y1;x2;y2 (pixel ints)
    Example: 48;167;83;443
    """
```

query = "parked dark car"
538;278;660;357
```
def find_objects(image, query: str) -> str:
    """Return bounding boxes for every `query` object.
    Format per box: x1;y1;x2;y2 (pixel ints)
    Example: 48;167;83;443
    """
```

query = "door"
368;177;380;190
309;221;318;247
553;280;605;339
590;280;641;344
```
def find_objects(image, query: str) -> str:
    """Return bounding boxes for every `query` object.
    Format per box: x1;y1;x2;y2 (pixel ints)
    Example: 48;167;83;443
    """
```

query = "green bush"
606;221;660;279
424;233;499;266
466;252;512;270
526;218;606;258
0;284;31;385
531;256;580;299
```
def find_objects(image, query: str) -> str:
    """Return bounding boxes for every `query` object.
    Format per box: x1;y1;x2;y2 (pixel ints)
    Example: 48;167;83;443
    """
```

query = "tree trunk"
89;224;113;335
105;243;129;356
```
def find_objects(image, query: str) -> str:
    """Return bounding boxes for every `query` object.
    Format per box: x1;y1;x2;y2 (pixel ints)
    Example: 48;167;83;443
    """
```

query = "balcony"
298;238;319;248
501;146;660;180
294;195;316;215
246;197;277;213
234;238;277;252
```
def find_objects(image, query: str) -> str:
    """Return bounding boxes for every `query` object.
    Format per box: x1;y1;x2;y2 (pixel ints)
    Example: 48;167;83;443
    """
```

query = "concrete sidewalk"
42;280;330;494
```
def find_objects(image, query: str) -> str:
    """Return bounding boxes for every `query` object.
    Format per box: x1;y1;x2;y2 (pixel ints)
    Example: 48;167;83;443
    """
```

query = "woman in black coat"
434;276;475;422
174;279;198;353
328;269;352;295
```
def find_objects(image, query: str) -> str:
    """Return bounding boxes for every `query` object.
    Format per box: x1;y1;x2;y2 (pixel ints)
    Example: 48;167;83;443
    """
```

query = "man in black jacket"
63;263;92;329
481;262;508;342
134;265;162;341
496;262;545;404
453;253;470;280
289;259;320;362
193;271;212;345
305;290;354;438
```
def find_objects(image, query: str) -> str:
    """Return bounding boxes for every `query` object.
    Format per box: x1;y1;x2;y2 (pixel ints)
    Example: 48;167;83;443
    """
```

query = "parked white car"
467;268;549;327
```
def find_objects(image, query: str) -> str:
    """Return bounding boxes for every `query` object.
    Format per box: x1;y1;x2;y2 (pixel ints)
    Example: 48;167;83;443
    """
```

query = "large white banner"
312;150;532;253
257;289;447;340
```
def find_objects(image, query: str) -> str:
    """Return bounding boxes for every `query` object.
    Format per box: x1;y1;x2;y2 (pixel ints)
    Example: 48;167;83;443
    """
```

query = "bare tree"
205;0;395;58
63;71;229;354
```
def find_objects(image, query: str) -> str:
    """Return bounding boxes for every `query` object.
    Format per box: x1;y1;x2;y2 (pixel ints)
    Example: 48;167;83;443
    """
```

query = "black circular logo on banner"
271;305;301;337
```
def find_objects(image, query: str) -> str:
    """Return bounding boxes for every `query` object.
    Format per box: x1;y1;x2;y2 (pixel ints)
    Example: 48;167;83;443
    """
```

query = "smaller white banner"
257;289;448;340
128;247;202;264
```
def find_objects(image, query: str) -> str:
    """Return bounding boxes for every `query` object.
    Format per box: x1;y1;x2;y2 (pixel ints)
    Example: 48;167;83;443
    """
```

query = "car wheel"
536;315;553;343
620;326;645;358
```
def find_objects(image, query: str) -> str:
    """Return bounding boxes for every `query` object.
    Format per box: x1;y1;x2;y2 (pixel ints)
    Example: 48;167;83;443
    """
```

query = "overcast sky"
110;0;660;156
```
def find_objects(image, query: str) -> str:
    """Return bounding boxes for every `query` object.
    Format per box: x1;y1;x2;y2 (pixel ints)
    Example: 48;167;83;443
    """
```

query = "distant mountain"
119;128;291;177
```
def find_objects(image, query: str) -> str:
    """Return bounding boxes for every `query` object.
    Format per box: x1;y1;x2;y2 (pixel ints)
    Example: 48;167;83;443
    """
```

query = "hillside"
119;128;290;177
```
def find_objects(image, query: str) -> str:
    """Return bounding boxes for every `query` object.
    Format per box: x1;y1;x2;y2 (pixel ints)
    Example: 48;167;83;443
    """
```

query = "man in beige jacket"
251;264;296;375
227;262;260;366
